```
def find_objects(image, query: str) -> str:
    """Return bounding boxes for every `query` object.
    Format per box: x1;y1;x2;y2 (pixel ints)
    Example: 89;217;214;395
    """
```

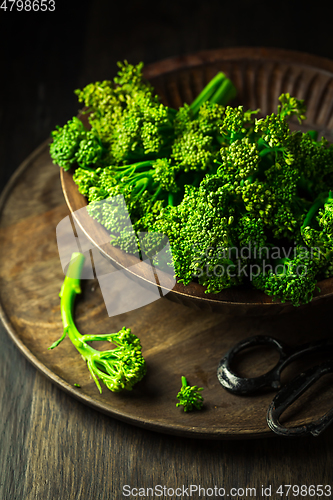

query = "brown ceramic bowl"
60;47;333;315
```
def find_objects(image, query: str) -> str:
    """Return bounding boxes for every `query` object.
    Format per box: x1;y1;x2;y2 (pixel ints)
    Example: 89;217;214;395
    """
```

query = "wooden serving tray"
1;140;333;439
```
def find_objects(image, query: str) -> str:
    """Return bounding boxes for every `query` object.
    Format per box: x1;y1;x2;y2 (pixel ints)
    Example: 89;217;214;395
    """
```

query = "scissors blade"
267;360;333;437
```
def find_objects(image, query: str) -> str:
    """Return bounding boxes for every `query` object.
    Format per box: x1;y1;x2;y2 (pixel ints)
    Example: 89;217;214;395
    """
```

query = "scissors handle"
217;335;333;395
217;335;290;395
267;361;333;437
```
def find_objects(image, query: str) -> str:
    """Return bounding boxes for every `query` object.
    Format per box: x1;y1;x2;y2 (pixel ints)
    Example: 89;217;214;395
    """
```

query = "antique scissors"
217;335;333;437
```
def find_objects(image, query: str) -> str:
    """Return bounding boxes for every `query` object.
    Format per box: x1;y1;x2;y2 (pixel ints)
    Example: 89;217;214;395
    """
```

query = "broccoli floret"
110;90;176;164
252;247;319;307
277;93;307;122
75;61;176;165
176;376;204;412
171;93;234;173
50;252;147;393
295;134;333;198
171;126;215;172
72;166;102;197
50;117;106;170
169;182;243;292
301;191;333;278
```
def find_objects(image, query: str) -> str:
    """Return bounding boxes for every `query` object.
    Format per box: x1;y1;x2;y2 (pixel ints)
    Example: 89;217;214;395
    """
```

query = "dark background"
1;3;333;498
1;0;333;191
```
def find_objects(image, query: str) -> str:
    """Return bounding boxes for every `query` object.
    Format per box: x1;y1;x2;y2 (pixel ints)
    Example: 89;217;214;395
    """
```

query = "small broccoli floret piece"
50;252;147;393
277;93;307;123
220;105;252;144
176;376;204;412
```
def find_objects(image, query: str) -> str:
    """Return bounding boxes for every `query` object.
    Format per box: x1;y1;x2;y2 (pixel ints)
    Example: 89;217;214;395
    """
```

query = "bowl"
60;47;333;315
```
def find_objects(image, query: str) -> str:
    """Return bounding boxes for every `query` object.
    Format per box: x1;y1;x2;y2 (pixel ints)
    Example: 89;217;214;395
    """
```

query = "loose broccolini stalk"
176;376;204;412
50;252;147;393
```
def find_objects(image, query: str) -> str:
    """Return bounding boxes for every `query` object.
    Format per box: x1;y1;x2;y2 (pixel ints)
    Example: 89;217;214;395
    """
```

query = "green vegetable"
50;61;333;307
146;95;333;305
252;246;319;307
301;190;333;279
50;116;106;171
176;376;204;412
50;252;146;393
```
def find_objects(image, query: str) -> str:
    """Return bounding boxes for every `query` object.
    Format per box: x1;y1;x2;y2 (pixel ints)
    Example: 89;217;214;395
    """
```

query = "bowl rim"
143;46;333;79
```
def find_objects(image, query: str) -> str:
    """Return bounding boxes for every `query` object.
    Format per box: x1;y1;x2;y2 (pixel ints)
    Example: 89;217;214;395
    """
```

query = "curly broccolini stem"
50;252;147;393
176;376;204;412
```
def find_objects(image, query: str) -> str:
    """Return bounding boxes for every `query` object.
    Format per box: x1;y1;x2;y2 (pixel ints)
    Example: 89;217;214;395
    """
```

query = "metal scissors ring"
217;335;333;437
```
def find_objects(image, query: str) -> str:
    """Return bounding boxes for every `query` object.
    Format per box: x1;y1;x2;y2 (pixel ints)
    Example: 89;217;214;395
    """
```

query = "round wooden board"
1;141;333;439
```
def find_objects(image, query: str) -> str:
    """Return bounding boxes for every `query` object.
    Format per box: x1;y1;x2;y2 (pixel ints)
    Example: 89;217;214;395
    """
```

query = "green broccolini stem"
307;130;318;141
302;191;332;228
168;192;175;206
114;161;157;195
190;73;225;117
116;160;155;173
59;253;103;358
190;72;236;117
209;77;237;106
58;253;123;365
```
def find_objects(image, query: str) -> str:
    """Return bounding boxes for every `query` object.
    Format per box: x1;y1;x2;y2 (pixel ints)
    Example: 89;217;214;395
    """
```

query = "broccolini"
50;61;333;307
50;252;147;393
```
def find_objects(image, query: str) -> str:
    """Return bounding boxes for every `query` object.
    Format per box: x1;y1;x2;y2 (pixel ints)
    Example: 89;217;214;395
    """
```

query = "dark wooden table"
2;2;333;498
